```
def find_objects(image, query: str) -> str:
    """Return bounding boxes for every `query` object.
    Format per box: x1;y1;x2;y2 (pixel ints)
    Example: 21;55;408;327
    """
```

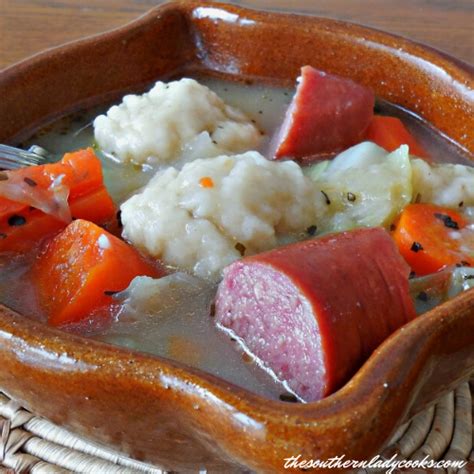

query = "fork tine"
0;144;42;164
0;158;23;170
0;157;38;170
0;144;51;170
0;155;40;166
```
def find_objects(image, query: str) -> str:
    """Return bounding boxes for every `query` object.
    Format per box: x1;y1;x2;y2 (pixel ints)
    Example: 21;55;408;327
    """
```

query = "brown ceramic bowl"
0;1;473;472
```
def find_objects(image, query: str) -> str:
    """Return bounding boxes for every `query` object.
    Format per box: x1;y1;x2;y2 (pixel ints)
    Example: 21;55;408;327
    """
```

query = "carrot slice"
0;148;116;252
0;148;103;205
32;219;164;326
0;187;116;253
392;203;474;275
365;116;429;159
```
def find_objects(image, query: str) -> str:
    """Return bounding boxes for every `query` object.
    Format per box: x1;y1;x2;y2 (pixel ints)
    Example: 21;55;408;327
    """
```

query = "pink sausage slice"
272;66;375;161
215;228;415;402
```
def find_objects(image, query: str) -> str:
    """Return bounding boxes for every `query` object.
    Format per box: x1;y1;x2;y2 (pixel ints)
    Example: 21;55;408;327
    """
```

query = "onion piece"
0;171;71;223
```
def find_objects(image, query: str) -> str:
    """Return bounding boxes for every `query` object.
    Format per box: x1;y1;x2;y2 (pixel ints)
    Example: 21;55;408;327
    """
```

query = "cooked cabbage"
307;142;412;232
409;265;474;315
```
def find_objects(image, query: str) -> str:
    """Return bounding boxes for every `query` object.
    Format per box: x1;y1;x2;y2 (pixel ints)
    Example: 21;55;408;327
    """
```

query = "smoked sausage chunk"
215;227;416;402
272;66;374;161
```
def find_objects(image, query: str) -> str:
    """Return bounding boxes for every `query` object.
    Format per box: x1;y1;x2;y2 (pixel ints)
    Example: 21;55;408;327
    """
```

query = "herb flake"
410;241;423;252
24;177;37;187
321;190;331;205
235;242;246;256
279;393;299;403
434;213;459;230
8;215;26;227
417;291;429;302
104;290;119;296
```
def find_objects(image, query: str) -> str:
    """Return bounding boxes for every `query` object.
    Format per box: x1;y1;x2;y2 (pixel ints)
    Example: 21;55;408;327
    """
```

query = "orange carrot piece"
32;219;164;326
199;177;214;188
61;148;104;199
392;203;474;275
365;116;429;159
69;187;116;224
0;148;103;206
0;187;116;253
0;148;116;252
0;210;65;253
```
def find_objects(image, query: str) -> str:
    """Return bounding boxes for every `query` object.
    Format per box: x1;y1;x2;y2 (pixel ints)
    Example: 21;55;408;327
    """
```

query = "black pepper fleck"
212;140;218;145
306;225;317;236
459;201;464;208
279;393;298;403
258;110;263;114
235;242;246;256
279;393;299;403
411;241;423;252
321;190;331;205
417;291;429;302
434;213;459;230
8;215;26;227
347;192;356;202
104;290;119;296
209;303;216;317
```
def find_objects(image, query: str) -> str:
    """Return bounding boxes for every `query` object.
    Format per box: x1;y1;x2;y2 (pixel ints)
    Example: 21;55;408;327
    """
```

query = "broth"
1;75;472;401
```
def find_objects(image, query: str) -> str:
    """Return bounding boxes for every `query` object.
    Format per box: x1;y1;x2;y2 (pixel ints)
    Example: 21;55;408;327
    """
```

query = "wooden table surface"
1;0;473;70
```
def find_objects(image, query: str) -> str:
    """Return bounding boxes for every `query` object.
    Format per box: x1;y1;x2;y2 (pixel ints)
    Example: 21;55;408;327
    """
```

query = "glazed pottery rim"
2;1;473;74
2;1;473;153
0;0;473;423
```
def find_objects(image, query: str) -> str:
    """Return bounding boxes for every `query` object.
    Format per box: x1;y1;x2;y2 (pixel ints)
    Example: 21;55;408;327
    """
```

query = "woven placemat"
1;380;473;473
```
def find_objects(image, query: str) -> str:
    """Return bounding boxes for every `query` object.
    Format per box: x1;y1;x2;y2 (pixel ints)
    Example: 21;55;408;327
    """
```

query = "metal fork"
0;144;52;170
